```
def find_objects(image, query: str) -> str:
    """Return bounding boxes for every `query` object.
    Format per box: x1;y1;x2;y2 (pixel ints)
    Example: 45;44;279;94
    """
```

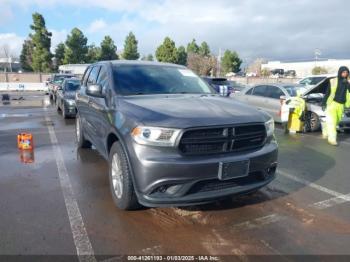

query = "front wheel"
76;114;91;148
62;104;68;119
305;111;321;132
109;142;140;210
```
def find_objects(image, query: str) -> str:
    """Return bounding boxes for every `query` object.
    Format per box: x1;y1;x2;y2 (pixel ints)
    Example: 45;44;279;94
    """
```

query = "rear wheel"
305;111;321;132
108;141;140;210
76;114;91;148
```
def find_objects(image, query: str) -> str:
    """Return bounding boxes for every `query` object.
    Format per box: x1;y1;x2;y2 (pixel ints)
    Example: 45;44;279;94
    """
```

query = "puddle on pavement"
19;149;35;164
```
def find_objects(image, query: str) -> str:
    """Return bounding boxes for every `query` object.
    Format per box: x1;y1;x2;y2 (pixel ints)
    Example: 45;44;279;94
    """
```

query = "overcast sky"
0;0;349;64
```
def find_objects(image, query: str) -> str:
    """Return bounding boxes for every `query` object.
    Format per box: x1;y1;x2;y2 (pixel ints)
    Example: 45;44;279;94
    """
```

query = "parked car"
302;76;350;132
233;79;350;132
48;74;75;102
1;94;10;105
234;84;303;123
285;70;296;78
228;80;248;93
55;78;80;119
76;61;278;210
202;77;243;96
271;69;284;77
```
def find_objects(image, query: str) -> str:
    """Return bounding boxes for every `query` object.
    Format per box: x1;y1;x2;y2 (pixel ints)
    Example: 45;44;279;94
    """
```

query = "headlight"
265;119;275;137
131;126;181;147
66;99;75;106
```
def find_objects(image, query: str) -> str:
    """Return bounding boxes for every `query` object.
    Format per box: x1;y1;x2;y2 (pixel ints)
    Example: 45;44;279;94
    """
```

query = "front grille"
187;172;262;195
179;124;266;155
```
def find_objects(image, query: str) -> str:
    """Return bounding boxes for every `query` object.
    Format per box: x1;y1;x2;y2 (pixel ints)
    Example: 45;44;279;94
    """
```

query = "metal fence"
0;73;51;83
230;77;302;86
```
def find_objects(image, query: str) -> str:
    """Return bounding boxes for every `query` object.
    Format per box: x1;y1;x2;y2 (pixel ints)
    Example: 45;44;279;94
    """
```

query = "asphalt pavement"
1;92;350;261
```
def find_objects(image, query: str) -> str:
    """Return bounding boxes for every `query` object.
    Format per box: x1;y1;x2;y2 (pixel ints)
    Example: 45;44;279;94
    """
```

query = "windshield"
65;80;80;91
53;75;74;84
284;86;300;97
113;65;214;95
299;76;326;85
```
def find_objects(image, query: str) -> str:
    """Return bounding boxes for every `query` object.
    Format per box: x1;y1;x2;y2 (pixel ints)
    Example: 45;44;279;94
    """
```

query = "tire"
56;99;61;112
108;141;140;210
76;113;91;148
305;111;321;132
62;104;68;119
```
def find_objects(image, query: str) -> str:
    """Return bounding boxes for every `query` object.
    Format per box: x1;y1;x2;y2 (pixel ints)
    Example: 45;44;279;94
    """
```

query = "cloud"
87;19;107;34
2;0;350;62
0;4;14;26
50;28;68;51
0;33;25;57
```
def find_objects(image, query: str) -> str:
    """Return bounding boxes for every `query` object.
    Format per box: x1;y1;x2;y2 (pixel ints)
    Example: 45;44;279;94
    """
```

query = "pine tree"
30;13;52;72
123;32;139;60
187;39;199;54
176;46;187;66
64;28;88;64
99;36;118;61
54;43;65;69
155;37;178;63
20;40;34;72
199;41;210;57
221;50;242;74
86;44;101;63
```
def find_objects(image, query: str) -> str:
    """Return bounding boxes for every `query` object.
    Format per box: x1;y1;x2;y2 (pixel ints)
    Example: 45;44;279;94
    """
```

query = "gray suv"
76;61;278;210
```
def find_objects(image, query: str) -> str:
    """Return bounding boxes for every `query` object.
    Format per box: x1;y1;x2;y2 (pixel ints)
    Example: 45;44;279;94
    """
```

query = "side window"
267;86;284;99
252;85;267;97
246;88;253;95
96;66;109;90
87;66;101;85
82;67;92;86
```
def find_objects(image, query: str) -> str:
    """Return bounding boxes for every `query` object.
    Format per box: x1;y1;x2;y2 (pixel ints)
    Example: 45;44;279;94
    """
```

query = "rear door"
264;85;285;122
250;85;269;109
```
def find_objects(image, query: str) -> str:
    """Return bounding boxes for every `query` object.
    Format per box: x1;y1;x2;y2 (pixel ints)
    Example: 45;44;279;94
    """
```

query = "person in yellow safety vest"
321;66;350;146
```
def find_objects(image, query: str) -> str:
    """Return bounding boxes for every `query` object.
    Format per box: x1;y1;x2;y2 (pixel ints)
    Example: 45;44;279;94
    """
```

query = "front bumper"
128;138;278;207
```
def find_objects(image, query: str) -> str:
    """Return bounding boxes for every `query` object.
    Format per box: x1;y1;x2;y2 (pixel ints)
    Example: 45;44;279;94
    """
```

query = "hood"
119;94;270;129
302;76;336;96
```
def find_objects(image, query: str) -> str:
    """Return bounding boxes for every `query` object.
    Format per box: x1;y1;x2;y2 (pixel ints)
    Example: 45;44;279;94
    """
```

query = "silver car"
233;83;302;123
233;81;350;132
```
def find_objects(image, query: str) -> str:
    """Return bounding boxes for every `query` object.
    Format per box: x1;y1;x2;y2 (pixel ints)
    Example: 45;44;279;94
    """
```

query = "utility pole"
314;48;321;67
217;48;222;77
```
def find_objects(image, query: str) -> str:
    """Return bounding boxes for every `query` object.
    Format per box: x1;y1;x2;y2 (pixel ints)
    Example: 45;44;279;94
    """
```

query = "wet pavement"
1;92;350;261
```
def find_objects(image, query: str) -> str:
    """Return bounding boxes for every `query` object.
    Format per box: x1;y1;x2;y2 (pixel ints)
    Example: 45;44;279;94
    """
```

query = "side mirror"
86;84;104;98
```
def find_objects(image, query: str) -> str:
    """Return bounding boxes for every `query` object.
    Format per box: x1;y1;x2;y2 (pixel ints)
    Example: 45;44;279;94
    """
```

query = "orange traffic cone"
17;133;34;150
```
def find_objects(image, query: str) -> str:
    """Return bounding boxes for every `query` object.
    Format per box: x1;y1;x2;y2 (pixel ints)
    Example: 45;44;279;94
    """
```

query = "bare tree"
1;44;13;72
187;53;217;76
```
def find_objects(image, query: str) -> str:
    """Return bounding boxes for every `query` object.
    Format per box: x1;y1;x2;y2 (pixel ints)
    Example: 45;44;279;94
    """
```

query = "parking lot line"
45;112;96;262
231;214;286;232
278;169;346;198
311;193;350;210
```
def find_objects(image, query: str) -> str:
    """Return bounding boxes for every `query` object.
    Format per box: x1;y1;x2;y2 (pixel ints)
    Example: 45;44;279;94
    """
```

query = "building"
58;64;90;76
261;59;350;77
0;57;21;72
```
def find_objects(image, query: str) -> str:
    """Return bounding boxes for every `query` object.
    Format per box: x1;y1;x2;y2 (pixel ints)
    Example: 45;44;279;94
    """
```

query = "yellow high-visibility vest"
327;78;350;108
